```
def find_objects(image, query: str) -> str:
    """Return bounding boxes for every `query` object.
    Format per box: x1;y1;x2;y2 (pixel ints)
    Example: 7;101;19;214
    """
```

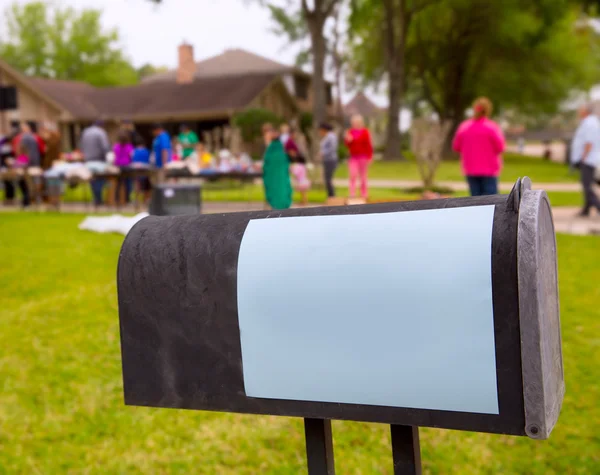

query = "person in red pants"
344;114;373;199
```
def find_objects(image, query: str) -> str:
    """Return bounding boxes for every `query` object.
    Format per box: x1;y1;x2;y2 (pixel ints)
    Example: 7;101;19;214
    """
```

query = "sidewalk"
550;207;600;235
334;179;581;192
3;201;599;236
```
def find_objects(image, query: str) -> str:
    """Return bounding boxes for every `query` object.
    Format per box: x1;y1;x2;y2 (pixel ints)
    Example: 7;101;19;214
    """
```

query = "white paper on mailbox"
237;206;499;415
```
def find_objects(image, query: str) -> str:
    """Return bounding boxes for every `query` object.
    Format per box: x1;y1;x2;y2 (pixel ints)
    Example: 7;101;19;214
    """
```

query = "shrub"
232;109;284;144
337;143;349;161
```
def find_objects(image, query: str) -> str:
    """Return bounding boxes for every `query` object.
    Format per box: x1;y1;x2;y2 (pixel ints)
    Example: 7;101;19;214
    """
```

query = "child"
290;155;311;206
132;137;152;205
197;143;215;169
171;137;182;162
113;133;134;205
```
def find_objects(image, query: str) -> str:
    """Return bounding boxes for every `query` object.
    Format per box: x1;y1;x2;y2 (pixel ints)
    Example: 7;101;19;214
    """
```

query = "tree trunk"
309;24;327;162
332;5;345;130
382;0;406;161
441;118;459;159
384;70;403;160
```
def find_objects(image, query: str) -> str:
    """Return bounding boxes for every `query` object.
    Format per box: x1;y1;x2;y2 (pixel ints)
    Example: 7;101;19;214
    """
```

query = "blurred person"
1;127;19;205
196;143;215;169
236;151;253;171
121;120;140;144
18;123;41;168
280;123;291;145
262;123;292;209
13;122;46;165
452;97;505;196
39;124;61;206
19;123;43;206
542;139;552;161
218;149;234;172
40;123;61;170
6;123;41;208
80;120;111;206
8;141;32;207
132;137;152;205
571;103;600;217
152;123;172;182
113;132;134;205
290;154;311;206
284;128;302;160
319;122;338;198
517;137;525;155
345;114;373;199
171;136;182;161
179;124;199;160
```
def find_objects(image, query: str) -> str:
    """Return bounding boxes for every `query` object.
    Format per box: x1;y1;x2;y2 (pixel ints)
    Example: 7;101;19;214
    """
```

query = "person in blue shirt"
571;104;600;217
152;123;171;182
132;137;152;204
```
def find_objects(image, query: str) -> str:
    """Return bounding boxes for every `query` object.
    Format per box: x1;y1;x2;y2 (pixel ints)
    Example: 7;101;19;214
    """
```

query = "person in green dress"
178;124;199;160
262;123;292;210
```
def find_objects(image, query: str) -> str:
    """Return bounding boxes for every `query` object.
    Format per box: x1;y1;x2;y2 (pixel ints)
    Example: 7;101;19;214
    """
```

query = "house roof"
0;58;70;118
31;73;280;121
142;48;301;84
344;92;382;118
29;78;98;119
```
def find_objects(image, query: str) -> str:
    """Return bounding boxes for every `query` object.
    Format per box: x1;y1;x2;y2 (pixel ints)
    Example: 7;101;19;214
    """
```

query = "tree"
0;1;138;86
260;1;340;160
301;0;340;158
349;0;437;160
137;63;169;81
408;0;598;156
410;118;451;188
232;108;284;143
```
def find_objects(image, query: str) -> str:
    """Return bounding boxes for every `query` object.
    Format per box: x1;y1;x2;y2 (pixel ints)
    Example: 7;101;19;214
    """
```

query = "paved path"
333;178;581;192
550;207;600;235
3;201;599;236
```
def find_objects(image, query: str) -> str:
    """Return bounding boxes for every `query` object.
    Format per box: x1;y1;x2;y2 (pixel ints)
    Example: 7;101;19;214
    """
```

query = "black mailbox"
117;178;563;473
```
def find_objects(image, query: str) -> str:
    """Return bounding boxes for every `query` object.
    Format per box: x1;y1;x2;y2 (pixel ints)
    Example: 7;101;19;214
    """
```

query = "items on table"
61;150;84;162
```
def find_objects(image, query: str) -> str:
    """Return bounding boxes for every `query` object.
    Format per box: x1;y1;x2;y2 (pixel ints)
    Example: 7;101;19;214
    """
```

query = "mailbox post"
117;177;563;474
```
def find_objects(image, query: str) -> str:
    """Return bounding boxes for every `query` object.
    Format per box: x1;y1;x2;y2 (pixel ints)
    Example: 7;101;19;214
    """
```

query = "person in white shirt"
571;104;600;217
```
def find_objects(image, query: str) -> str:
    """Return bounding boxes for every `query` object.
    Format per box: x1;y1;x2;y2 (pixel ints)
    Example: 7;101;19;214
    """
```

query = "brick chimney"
177;42;195;84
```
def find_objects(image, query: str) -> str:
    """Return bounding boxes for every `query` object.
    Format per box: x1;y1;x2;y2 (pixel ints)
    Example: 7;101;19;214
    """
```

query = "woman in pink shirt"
452;97;505;196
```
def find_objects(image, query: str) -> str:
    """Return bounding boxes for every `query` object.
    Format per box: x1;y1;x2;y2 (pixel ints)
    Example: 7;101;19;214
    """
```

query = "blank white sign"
237;206;499;415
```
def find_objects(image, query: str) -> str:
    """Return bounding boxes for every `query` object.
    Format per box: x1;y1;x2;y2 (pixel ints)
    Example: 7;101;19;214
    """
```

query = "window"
294;75;309;100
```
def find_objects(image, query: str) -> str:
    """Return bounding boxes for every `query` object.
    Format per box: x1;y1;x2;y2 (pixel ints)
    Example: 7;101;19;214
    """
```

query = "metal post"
391;425;422;475
304;418;335;475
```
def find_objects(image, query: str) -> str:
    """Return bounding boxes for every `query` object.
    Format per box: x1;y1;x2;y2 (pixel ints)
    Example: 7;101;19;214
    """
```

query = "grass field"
335;153;578;183
0;213;598;473
57;181;584;208
15;182;585;208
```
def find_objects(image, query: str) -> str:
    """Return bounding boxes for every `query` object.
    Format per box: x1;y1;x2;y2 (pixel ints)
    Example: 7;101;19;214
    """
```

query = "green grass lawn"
336;153;578;184
0;213;598;473
55;181;583;207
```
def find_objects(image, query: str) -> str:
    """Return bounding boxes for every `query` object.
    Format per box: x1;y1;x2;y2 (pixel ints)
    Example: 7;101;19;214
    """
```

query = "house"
143;45;335;116
0;44;335;150
344;92;386;148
